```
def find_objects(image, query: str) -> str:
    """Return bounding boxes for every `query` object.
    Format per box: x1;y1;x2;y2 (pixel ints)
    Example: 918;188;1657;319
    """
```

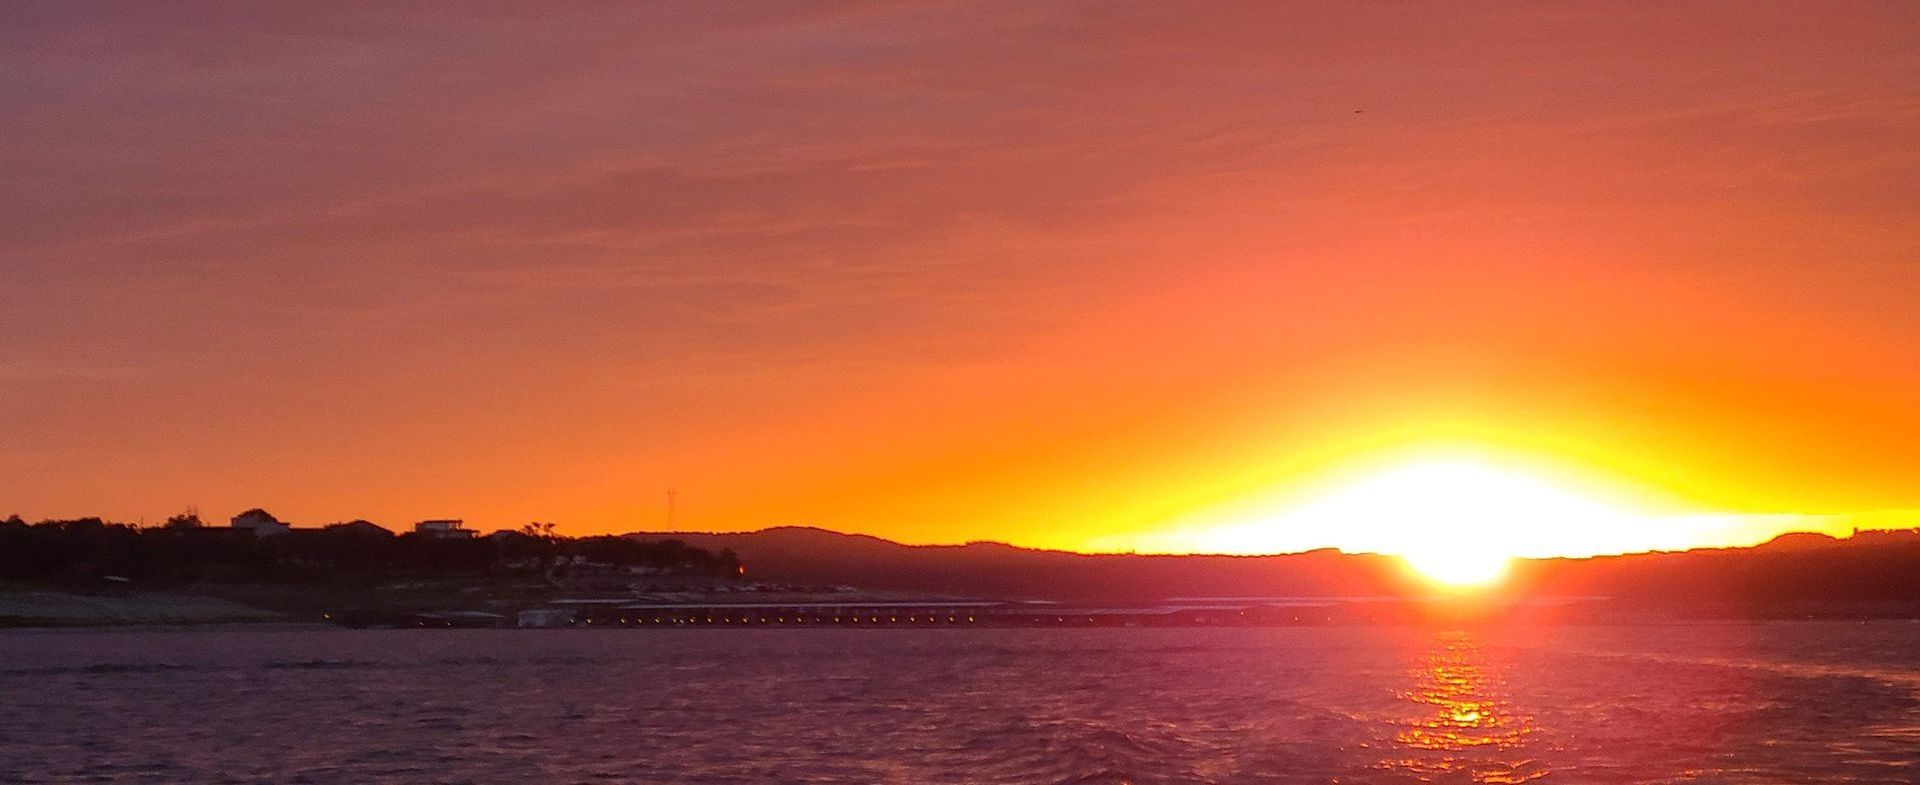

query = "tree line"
0;512;741;586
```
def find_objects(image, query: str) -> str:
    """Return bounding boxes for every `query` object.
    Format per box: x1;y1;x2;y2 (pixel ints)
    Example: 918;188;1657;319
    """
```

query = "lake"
2;623;1917;783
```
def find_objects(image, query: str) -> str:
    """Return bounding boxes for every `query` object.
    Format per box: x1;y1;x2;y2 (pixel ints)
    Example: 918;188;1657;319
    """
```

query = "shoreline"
0;588;287;628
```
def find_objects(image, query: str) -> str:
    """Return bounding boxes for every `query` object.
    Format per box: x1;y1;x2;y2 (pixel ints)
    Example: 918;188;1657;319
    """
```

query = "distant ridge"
628;526;1410;600
1757;531;1846;551
627;526;1920;607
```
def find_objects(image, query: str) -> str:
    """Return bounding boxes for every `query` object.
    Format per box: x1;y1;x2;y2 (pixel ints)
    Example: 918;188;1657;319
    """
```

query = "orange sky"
3;4;1918;554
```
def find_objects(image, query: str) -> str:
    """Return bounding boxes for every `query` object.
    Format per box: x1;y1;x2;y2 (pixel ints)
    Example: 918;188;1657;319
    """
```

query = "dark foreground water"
3;623;1918;784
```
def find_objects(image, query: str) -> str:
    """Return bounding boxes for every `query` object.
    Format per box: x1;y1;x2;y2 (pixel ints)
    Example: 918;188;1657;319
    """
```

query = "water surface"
3;623;1917;783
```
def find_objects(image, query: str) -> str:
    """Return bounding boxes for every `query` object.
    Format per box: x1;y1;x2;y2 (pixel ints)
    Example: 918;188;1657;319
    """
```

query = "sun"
1155;453;1673;588
1401;543;1512;588
1290;456;1660;588
1122;447;1778;586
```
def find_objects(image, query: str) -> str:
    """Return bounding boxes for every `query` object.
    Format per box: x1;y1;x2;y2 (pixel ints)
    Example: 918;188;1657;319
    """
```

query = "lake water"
2;623;1918;784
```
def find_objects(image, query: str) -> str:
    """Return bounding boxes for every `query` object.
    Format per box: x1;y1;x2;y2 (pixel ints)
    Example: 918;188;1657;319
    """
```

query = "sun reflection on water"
1383;631;1548;783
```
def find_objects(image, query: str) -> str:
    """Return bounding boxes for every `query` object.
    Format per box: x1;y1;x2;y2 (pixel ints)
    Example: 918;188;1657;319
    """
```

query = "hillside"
633;526;1920;608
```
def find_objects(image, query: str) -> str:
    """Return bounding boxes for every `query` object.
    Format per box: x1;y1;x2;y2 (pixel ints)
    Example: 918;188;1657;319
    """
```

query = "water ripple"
1;623;1917;784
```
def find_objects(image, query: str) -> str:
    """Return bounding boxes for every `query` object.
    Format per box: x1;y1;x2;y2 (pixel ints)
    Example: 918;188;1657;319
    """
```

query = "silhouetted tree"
163;508;204;529
0;514;739;586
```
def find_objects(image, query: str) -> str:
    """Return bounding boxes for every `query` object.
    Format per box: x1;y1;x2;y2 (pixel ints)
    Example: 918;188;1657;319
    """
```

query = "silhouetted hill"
630;526;1920;608
639;527;1423;601
1754;531;1846;552
1508;529;1920;607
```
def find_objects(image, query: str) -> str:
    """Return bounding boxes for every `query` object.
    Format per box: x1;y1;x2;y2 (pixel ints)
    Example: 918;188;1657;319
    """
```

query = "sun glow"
1401;546;1513;588
1127;449;1808;588
1289;458;1647;588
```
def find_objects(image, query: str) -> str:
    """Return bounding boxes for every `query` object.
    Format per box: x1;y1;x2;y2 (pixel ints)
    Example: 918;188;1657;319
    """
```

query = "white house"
230;509;290;537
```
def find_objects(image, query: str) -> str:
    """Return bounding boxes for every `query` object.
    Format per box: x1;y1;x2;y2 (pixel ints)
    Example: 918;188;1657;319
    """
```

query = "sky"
3;3;1918;554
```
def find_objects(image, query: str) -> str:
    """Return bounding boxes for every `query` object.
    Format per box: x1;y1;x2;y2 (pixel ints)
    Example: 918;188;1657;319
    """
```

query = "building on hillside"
414;519;476;539
230;508;290;537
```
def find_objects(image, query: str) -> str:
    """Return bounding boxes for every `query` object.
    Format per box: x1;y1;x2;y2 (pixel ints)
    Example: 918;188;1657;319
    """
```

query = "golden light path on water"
1386;631;1547;783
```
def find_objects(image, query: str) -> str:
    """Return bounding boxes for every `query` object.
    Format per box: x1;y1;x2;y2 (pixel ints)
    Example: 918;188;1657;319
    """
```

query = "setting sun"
1120;450;1801;584
1402;546;1512;589
1282;458;1645;588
